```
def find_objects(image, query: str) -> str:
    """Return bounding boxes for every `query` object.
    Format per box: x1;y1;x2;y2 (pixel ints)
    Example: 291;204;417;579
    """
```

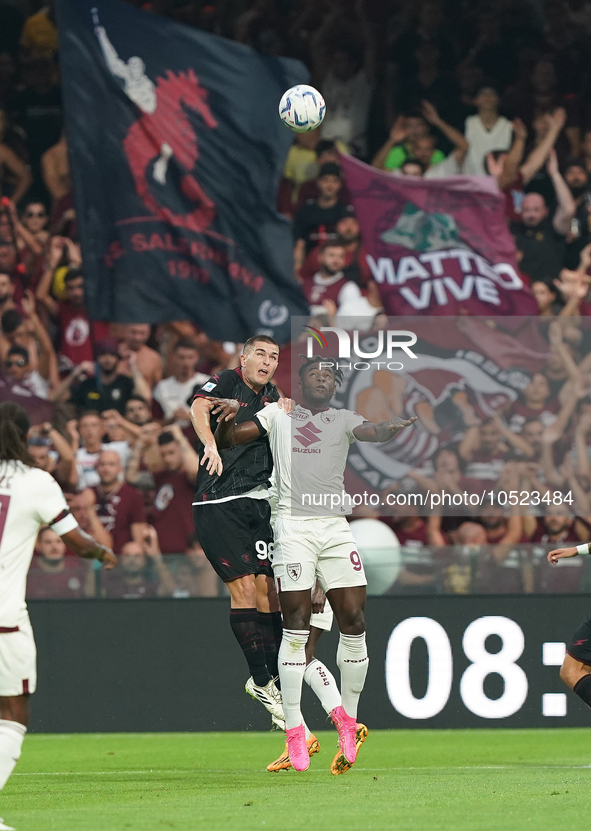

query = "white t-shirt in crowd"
254;403;365;518
463;114;513;176
0;461;78;627
153;372;209;420
320;69;373;154
76;441;130;488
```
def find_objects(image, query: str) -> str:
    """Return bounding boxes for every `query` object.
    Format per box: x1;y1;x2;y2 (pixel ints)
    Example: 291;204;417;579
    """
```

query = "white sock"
0;719;26;790
336;632;369;720
304;658;342;715
278;629;308;731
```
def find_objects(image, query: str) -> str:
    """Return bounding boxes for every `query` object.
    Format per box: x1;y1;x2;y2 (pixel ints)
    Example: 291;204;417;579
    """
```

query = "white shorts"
273;516;367;593
310;603;334;631
0;614;37;697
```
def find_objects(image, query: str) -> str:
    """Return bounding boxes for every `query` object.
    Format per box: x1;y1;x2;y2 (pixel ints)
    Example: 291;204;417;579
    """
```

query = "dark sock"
573;674;591;707
258;611;283;680
230;608;271;687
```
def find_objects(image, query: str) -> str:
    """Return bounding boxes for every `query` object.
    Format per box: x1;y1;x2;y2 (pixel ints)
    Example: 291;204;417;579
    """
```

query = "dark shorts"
567;613;591;665
193;497;273;582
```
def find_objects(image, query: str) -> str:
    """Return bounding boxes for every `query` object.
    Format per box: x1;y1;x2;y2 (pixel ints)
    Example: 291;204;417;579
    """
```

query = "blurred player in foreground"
0;402;116;831
214;356;416;772
548;543;591;711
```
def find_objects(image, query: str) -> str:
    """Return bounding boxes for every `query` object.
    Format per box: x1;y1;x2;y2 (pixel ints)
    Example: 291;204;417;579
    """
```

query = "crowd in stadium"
2;0;591;597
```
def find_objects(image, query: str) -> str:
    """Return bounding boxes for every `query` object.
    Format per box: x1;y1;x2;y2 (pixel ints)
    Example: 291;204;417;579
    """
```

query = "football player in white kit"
0;403;116;830
213;356;416;772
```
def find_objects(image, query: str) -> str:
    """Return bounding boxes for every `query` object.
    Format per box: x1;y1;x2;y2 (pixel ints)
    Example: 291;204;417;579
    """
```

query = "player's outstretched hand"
276;397;295;413
100;548;117;570
210;397;240;423
201;440;223;476
386;415;418;435
548;546;578;564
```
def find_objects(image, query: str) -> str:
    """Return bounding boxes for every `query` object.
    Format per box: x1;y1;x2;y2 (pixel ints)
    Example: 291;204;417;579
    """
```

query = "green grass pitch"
3;729;591;831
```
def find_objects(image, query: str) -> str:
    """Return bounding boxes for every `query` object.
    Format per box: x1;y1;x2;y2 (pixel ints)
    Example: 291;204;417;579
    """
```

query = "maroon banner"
341;156;537;316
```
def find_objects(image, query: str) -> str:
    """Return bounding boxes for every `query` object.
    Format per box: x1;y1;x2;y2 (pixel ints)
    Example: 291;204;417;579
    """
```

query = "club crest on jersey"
321;410;336;423
287;563;302;581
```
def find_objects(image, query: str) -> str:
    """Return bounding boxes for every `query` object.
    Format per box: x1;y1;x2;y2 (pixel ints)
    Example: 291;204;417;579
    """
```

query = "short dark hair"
173;338;198;353
320;240;346;253
242;335;279;355
318;162;342;179
7;345;29;362
79;410;102;422
1;309;22;334
157;431;175;446
0;401;35;465
64;268;84;284
298;354;343;387
315;140;337;158
125;394;148;407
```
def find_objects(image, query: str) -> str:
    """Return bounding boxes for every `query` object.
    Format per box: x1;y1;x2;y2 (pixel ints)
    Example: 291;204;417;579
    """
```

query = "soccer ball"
279;84;326;132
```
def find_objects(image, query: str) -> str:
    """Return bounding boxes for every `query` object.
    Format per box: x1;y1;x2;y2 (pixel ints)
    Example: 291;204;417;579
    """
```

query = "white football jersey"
254;403;365;519
0;461;77;627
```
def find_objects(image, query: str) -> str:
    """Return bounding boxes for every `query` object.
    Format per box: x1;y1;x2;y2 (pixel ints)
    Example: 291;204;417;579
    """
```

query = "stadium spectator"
301;241;376;324
291;140;351;215
20;4;58;59
20;200;49;247
65;338;148;414
152;338;208;423
459;414;534;483
26;527;89;599
502;58;581;160
3;344;48;398
127;424;197;555
278;129;319;216
124;394;152;428
117;323;163;389
310;2;374;156
371;114;445;172
506;373;559;433
373;103;468;177
300;209;374;293
64;488;113;551
36;263;109;370
0;271;15;315
293;162;349;272
181;533;223;597
101;531;175;599
0;110;32;203
532;280;562;315
563;159;591;267
512;151;576;282
0;293;58;389
73;410;130;488
463;84;513;176
10;57;62;190
91;449;147;555
27;420;78;492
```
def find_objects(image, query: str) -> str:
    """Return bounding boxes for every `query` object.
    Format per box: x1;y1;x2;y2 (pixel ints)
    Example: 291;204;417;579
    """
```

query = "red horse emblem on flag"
94;10;218;234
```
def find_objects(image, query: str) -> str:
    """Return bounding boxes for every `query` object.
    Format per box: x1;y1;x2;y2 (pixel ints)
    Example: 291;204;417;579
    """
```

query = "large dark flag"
341;156;538;316
57;0;309;342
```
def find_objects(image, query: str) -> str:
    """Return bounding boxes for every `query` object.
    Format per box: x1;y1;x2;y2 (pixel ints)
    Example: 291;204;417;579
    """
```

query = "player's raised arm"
548;543;589;564
59;525;116;569
190;395;224;476
212;398;265;448
353;415;418;443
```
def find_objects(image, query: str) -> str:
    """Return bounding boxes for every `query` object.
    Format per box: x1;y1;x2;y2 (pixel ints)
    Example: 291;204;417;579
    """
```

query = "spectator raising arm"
143;525;176;597
421;101;469;166
0;146;32;206
168;422;200;482
520;108;566;186
547;149;576;235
